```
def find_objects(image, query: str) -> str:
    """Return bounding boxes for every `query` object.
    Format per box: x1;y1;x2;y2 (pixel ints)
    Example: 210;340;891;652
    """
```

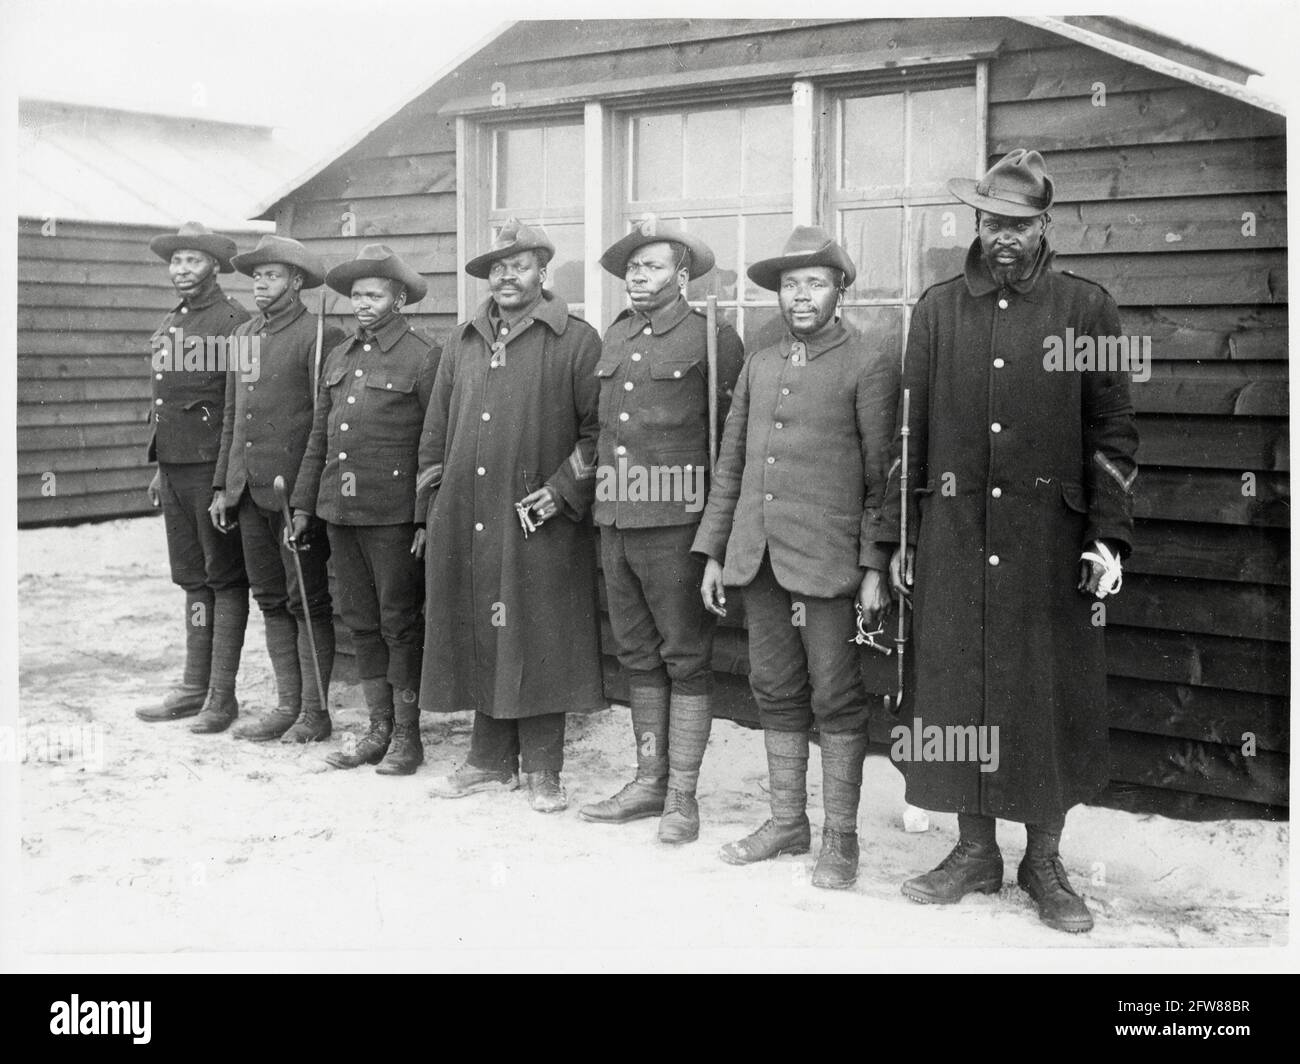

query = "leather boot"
902;827;1004;904
528;770;567;813
658;689;711;845
281;613;334;743
325;677;394;769
190;588;247;733
580;685;669;823
375;692;423;775
429;763;519;799
233;610;301;741
812;729;868;889
720;729;811;865
1018;820;1094;933
137;589;213;721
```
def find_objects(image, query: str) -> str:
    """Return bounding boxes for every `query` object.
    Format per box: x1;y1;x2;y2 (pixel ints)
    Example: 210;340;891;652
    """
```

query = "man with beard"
883;149;1138;932
694;227;896;889
137;222;251;733
420;219;604;813
210;236;343;741
291;245;440;773
580;217;743;844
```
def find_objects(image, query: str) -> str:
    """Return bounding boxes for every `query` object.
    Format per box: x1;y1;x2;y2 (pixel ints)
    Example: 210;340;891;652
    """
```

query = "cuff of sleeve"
859;543;889;572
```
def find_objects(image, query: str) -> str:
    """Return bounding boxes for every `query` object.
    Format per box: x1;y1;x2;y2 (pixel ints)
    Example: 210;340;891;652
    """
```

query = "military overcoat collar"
465;289;570;347
777;319;850;363
175;282;228;313
253;297;308;334
613;295;693;338
352;310;413;352
962;238;1054;302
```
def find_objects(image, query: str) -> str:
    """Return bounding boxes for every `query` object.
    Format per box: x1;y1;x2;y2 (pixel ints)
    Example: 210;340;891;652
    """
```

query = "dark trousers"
238;494;332;620
327;522;424;690
601;523;714;695
742;553;868;734
159;461;247;592
468;711;566;774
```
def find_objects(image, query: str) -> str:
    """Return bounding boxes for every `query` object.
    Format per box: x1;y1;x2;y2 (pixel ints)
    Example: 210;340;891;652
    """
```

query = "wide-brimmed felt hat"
599;215;716;280
948;149;1054;218
232;234;326;289
747;225;857;292
325;244;428;303
149;221;238;272
465;218;556;279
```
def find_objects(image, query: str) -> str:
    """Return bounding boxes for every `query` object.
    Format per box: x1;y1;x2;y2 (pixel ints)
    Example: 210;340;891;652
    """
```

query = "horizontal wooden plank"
20;378;151;404
19;232;166;264
1108;729;1287;807
20;283;182;310
349;113;458;160
1055;250;1287;305
16;444;148;477
18;466;151;502
17;487;156;527
20;307;177;333
1128;520;1288;585
295;234;457;276
1046;139;1288;202
1131;363;1288;416
1050;194;1286;255
18;355;149;380
1107;676;1288;752
1106;626;1288;696
19;332;151;356
301;152;456;201
19;257;257;289
1095;781;1284;818
21;422;150;451
1107;574;1287;642
990;44;1184;102
1134;468;1288;528
289;194;457;240
18;398;148;428
1135;415;1287;471
18;217;263;245
1119;306;1287;361
990;87;1285;153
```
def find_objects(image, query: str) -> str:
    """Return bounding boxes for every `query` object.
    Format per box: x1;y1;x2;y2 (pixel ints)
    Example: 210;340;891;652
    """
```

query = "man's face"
350;277;403;328
488;251;546;312
625;241;686;313
778;266;841;337
977;211;1048;283
251;263;301;310
168;249;217;295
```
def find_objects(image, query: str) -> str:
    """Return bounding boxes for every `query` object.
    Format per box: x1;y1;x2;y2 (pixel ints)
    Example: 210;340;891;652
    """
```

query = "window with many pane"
621;100;792;351
832;81;977;367
489;120;585;315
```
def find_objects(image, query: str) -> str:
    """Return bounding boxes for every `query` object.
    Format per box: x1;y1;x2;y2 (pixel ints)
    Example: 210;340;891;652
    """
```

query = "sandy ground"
9;517;1290;966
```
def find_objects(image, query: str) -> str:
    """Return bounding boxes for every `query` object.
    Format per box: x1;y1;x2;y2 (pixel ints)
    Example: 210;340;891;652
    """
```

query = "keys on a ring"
851;604;892;655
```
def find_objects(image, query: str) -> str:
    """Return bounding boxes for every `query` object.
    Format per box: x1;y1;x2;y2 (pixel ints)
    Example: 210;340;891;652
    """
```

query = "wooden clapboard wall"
17;218;259;525
269;18;1287;814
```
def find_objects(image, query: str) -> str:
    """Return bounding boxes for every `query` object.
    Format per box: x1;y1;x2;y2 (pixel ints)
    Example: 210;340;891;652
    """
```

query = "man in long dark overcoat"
419;220;605;813
882;150;1139;932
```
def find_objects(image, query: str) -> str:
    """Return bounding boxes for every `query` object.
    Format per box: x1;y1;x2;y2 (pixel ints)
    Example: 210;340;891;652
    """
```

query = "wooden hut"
16;98;308;525
252;17;1288;816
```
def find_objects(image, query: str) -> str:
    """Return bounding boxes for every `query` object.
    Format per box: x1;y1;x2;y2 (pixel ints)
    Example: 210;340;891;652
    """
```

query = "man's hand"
517;485;559;524
289;509;312;550
411;527;426;559
208;490;231;532
888;545;914;599
700;557;727;617
856;568;891;628
147;470;161;508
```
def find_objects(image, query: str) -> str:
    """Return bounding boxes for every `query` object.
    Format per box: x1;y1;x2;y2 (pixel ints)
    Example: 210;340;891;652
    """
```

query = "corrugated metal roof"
18;98;311;229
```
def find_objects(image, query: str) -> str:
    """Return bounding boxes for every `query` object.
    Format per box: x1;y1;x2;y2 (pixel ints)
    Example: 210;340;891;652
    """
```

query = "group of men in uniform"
134;148;1137;934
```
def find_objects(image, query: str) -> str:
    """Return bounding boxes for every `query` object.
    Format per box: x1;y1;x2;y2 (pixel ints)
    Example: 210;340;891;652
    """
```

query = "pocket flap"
364;375;417;394
649;359;701;381
595;359;623;378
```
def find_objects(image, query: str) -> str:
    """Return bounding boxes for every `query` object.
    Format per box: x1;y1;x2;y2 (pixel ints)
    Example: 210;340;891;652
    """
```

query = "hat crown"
175;220;216;237
973;149;1052;210
490;218;547;253
780;225;837;258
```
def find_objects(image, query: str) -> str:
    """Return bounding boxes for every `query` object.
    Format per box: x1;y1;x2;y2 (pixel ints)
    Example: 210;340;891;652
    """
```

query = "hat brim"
947;177;1054;218
231;249;325;289
464;241;555;280
747;247;857;293
325;260;428;303
149;234;237;272
599;229;716;280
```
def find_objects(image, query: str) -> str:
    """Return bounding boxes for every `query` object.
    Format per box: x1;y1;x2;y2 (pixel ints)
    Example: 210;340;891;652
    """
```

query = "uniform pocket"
649;359;702;381
595;358;623;379
364;375;417;394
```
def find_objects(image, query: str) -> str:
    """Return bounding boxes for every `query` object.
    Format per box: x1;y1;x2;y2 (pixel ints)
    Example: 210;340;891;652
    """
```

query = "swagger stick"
705;294;719;477
274;474;327;714
889;388;912;712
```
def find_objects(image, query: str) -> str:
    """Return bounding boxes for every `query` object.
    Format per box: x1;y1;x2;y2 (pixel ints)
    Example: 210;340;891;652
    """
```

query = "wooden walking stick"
275;475;327;714
314;288;326;396
705;294;719;476
886;388;911;713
